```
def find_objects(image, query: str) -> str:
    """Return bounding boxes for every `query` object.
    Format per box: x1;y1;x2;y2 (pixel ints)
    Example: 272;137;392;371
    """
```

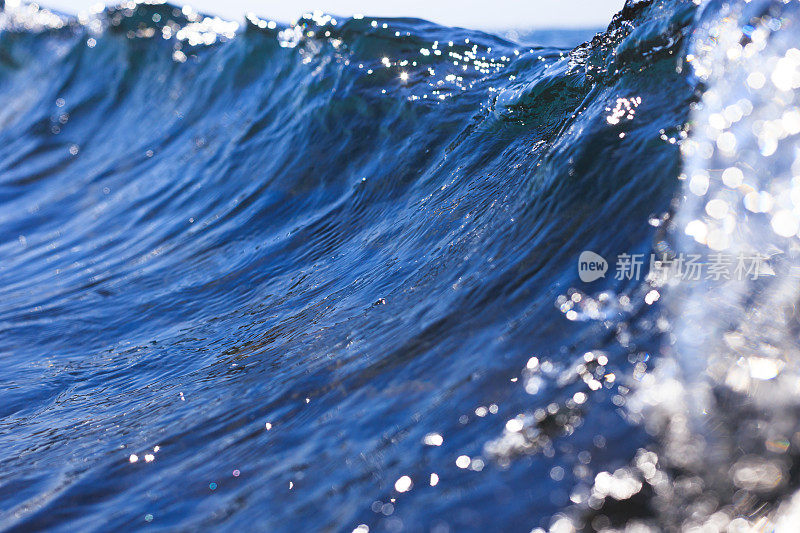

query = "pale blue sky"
41;0;626;29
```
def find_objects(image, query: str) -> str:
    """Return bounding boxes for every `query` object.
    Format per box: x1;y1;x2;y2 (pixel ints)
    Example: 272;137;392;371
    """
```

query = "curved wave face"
3;0;800;530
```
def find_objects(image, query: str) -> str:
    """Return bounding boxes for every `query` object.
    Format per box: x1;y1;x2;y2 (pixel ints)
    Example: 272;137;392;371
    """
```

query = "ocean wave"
2;0;797;530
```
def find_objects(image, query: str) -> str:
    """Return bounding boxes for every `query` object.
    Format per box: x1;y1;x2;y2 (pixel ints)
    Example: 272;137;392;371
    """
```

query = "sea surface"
2;0;800;531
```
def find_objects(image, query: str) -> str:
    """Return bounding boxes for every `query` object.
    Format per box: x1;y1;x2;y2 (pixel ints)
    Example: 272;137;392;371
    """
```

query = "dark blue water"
5;0;800;530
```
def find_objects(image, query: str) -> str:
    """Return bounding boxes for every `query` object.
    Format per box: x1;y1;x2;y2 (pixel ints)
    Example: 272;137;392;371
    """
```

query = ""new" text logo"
578;251;608;282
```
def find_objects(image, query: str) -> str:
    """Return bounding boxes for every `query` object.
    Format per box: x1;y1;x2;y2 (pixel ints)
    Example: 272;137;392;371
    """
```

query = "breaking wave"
2;0;800;530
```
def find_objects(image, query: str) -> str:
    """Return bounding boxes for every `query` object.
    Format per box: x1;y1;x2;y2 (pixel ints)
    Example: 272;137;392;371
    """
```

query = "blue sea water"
3;0;800;530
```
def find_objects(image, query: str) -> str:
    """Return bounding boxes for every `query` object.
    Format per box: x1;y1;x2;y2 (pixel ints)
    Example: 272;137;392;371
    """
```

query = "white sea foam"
627;0;800;528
